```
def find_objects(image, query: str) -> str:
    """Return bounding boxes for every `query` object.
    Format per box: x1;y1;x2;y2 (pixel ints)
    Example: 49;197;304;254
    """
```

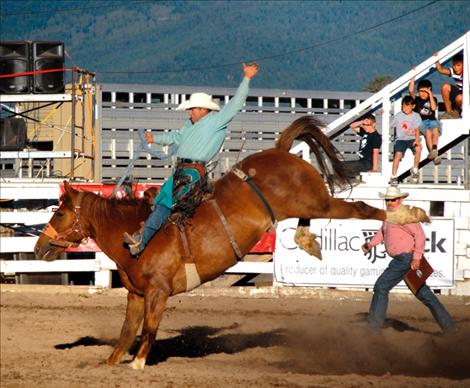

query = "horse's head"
34;181;89;261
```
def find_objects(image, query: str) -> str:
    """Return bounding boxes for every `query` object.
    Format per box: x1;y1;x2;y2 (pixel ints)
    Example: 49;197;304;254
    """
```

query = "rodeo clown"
123;63;260;256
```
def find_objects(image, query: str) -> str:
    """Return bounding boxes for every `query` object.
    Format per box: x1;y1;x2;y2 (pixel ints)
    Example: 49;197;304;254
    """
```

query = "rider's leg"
123;204;171;255
142;204;172;247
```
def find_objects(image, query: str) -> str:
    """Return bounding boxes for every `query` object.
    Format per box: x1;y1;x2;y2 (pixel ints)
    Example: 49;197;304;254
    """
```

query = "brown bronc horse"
34;116;421;370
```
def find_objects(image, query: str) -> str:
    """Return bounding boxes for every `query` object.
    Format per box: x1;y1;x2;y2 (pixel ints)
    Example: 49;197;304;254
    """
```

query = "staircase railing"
292;30;470;186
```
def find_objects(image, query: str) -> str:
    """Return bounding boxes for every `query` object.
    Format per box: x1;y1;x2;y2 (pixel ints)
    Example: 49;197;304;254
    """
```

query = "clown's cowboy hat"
379;186;409;200
176;93;220;111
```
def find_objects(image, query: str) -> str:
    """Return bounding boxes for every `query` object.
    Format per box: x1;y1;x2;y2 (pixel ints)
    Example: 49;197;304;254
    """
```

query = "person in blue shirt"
123;63;260;255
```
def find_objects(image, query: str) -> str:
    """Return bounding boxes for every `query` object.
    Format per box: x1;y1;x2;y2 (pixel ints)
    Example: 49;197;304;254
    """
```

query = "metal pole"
81;72;85;154
91;73;96;181
71;68;76;179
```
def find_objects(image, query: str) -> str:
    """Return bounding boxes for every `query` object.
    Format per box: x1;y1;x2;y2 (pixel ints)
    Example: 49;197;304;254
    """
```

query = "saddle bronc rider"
123;63;260;256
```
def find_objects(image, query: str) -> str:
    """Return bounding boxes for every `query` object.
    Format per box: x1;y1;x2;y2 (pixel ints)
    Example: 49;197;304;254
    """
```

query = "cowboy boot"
123;224;145;256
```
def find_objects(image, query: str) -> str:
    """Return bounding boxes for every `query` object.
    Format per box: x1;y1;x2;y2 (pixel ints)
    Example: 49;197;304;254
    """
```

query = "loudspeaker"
0;41;31;94
0;118;27;151
31;41;64;93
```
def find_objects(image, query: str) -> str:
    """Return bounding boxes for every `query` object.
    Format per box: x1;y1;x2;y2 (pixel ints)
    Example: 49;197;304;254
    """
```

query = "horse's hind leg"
295;198;386;259
129;287;170;370
315;197;386;221
107;291;144;365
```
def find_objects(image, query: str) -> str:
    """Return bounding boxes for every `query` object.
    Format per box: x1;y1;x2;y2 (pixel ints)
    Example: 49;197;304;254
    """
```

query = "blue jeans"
368;252;455;333
142;203;172;248
419;119;441;136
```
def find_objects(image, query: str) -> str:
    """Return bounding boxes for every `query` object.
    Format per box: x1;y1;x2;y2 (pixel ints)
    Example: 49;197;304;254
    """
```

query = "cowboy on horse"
123;62;260;255
36;113;431;369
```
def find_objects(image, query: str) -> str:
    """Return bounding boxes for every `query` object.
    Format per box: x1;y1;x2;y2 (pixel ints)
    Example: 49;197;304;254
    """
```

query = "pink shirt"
369;221;425;262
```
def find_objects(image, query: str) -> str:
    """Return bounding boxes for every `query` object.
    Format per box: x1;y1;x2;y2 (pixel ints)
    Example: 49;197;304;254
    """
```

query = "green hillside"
1;0;469;91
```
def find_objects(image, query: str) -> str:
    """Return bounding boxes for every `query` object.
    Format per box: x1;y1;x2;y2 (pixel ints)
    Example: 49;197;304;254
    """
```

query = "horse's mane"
275;115;351;193
62;190;151;225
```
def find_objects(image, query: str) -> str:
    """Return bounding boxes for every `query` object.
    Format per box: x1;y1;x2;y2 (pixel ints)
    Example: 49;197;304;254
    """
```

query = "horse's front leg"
129;287;170;370
107;291;144;365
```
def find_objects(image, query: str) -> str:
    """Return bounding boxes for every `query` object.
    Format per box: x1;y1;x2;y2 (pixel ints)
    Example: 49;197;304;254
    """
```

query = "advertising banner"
274;218;454;288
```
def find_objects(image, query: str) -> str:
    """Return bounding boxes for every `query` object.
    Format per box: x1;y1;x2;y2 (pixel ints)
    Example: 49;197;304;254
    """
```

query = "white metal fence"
0;209;273;287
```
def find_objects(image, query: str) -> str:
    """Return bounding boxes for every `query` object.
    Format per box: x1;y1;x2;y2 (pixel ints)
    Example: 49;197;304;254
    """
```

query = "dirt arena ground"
1;284;469;387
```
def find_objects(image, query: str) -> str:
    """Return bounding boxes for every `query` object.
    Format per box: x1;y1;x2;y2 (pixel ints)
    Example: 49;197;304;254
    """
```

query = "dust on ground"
1;285;469;387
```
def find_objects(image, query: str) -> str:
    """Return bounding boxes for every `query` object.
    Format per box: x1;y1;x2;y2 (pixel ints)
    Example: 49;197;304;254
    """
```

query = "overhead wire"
0;0;442;80
95;0;440;75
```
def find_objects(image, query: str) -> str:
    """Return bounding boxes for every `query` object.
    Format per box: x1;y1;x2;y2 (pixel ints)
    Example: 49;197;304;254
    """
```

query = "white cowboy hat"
379;186;409;200
176;92;220;111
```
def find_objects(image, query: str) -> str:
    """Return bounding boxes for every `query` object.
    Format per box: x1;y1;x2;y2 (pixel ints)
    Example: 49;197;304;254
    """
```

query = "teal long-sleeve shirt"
152;76;250;163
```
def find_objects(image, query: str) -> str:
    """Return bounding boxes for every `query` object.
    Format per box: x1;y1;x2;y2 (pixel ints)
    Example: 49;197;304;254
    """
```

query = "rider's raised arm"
208;63;260;132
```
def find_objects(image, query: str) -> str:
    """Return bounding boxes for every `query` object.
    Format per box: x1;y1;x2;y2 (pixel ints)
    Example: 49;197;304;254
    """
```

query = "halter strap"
232;168;276;224
42;222;59;239
43;191;87;248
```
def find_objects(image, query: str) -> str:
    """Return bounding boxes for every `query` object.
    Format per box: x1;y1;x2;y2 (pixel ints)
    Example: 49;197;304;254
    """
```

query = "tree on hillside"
363;75;393;92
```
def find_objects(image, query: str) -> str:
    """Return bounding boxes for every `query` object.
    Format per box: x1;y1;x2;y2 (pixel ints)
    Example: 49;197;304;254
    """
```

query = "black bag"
0;117;27;151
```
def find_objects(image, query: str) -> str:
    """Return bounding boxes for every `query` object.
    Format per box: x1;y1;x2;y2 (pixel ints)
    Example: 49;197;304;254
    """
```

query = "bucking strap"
185;263;201;291
210;199;243;259
178;224;202;291
232;168;276;224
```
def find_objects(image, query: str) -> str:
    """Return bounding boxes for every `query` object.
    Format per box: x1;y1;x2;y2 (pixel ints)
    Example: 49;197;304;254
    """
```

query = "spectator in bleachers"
434;52;463;118
408;77;441;165
389;96;422;185
343;113;382;180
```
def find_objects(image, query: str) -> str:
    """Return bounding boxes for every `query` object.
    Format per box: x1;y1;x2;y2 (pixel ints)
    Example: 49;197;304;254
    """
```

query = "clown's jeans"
368;252;455;333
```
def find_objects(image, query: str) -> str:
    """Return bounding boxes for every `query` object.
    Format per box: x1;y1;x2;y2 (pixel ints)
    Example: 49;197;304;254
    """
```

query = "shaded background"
1;0;469;90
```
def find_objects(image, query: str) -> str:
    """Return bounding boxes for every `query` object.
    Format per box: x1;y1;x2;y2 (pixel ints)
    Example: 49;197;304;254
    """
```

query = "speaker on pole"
0;41;31;94
0;117;27;151
32;41;65;94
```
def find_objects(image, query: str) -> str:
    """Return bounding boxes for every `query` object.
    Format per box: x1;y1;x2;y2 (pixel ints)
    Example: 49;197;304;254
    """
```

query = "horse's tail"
276;115;350;193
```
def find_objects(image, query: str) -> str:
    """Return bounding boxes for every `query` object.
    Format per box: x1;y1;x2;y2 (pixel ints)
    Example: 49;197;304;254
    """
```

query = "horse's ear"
63;180;73;195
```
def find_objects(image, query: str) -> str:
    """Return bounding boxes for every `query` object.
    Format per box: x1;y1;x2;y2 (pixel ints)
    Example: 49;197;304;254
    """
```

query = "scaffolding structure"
0;68;97;181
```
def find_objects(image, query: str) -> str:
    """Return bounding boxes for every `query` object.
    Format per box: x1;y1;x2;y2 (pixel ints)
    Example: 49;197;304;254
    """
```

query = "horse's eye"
55;211;64;217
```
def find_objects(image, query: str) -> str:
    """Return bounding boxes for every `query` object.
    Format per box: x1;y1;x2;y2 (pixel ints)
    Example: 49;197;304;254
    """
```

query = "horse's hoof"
386;205;430;225
106;352;123;365
294;226;322;260
409;206;430;223
129;357;146;370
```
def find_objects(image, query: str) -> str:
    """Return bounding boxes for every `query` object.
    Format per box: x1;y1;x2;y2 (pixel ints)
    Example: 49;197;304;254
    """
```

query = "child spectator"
408;77;441;165
390;96;422;185
343;113;382;179
435;52;463;118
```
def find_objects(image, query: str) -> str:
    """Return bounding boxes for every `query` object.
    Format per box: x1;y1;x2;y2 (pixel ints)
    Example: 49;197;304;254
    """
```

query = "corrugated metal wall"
98;83;467;185
99;83;368;182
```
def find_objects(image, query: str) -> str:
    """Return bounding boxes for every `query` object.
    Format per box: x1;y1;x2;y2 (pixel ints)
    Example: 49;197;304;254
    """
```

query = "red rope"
0;68;74;79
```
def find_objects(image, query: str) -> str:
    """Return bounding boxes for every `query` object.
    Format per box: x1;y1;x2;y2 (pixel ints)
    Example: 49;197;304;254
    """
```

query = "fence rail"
0;255;273;288
0;209;274;287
